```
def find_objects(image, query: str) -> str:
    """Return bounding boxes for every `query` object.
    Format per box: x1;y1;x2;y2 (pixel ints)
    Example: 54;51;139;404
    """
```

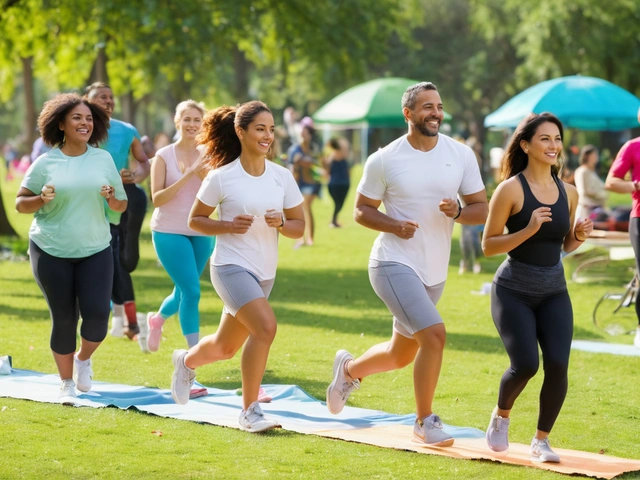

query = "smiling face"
89;87;114;118
59;103;93;146
403;89;444;137
521;121;562;167
176;107;203;140
237;111;275;157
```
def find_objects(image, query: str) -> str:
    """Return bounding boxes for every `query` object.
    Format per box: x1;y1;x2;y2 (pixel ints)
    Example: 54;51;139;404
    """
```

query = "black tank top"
506;173;570;267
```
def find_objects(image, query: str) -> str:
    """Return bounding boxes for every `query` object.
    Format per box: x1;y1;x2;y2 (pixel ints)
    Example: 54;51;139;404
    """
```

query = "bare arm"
150;155;205;207
564;183;593;253
481;180;548;257
16;186;50;214
188;199;254;236
605;169;636;194
102;185;128;213
354;192;419;239
121;137;150;184
264;203;305;239
438;189;488;225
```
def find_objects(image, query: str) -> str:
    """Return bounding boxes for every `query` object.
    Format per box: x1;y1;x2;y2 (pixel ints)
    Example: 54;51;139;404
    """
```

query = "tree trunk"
21;56;38;151
232;45;251;102
87;44;109;85
0;187;18;237
119;91;136;124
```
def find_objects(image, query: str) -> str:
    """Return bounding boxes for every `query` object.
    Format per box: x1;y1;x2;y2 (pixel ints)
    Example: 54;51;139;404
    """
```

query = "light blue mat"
571;340;640;357
0;368;484;438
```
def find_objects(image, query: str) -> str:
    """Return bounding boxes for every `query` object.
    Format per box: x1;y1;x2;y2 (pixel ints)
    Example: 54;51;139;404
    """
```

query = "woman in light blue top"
16;93;127;404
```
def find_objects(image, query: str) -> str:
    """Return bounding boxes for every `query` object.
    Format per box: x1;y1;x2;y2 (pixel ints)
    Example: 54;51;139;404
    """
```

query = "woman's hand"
527;206;552;234
574;217;594;241
100;185;115;199
40;184;56;204
230;214;255;234
264;209;284;228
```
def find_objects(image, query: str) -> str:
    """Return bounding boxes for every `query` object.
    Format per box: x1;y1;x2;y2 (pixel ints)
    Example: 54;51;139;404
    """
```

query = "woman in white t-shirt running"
169;101;305;433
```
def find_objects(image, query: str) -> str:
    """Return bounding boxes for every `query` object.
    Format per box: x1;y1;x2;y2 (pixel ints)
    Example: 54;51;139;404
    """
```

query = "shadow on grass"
0;303;48;320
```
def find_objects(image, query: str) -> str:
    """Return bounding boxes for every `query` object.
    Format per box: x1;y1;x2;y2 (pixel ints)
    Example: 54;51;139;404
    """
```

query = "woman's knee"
511;361;539;382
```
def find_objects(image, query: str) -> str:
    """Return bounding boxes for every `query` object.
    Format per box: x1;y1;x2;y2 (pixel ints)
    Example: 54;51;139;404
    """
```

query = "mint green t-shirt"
22;146;127;258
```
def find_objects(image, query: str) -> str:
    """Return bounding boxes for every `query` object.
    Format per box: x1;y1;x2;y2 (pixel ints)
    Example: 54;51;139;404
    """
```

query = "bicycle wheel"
593;291;638;336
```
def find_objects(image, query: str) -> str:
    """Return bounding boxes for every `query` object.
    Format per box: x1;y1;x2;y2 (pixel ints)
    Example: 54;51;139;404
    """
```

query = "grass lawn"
1;165;640;479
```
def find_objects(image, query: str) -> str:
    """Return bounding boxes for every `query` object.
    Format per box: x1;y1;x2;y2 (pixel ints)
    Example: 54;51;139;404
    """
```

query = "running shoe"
326;349;360;414
239;401;280;433
413;414;454;447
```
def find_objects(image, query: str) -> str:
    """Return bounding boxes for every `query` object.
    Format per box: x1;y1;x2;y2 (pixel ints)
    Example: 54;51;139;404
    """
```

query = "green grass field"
1;166;640;479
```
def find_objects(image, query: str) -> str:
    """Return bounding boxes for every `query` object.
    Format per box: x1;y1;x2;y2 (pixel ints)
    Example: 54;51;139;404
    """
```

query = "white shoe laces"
338;378;360;400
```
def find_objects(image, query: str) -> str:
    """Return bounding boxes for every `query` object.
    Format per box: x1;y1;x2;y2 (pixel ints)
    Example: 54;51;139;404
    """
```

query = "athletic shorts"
368;259;445;338
211;264;275;316
298;183;321;196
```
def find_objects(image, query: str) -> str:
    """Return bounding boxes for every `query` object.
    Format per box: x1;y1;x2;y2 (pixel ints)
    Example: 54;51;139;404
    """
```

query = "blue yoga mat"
0;368;485;438
571;340;640;357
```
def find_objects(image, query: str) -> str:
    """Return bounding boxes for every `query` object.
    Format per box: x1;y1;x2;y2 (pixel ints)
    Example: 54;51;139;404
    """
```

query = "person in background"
85;82;151;343
146;100;215;353
482;112;593;463
575;145;607;221
324;137;351;228
170;101;304;432
15;93;127;403
289;123;322;248
326;82;488;447
605;107;640;348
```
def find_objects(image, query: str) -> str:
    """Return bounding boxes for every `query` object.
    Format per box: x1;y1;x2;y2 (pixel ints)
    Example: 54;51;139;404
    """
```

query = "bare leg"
302;194;316;245
185;312;249;368
52;352;74;380
76;338;101;361
348;331;418;379
411;323;447;418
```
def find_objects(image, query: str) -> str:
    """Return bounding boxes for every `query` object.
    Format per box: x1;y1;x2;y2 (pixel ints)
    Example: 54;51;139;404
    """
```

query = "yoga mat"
572;340;640;357
1;367;639;479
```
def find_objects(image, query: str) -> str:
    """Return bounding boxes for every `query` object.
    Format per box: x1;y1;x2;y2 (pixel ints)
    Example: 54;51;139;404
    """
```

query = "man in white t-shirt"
326;82;488;446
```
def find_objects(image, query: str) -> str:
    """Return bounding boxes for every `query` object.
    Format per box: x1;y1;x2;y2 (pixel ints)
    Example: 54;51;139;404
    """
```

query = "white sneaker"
171;349;195;405
486;406;510;453
473;262;482;274
137;313;150;353
413;413;454;447
530;437;561;463
326;350;360;414
73;355;92;392
110;315;126;337
58;379;77;405
634;328;640;348
239;401;281;433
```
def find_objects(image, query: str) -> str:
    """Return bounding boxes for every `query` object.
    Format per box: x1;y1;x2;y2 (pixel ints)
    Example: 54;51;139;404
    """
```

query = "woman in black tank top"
481;113;593;463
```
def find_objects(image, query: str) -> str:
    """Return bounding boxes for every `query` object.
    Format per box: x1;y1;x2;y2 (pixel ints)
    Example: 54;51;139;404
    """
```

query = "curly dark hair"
501;112;564;180
198;100;272;169
38;93;109;148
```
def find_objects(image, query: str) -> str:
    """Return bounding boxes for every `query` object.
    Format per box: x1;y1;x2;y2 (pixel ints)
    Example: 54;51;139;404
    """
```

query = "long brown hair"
198;101;272;169
38;93;109;148
501;112;564;180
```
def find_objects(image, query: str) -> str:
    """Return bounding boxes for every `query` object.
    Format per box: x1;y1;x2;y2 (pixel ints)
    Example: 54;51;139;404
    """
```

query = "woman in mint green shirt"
16;93;127;405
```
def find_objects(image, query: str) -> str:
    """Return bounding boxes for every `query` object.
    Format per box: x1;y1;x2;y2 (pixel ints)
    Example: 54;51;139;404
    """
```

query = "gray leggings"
368;260;445;338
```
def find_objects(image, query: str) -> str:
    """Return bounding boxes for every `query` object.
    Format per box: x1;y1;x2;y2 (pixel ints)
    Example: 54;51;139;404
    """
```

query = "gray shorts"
211;264;275;316
368;260;445;338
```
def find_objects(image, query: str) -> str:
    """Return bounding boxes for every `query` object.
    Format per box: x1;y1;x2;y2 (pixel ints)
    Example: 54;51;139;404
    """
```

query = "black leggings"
328;184;349;223
629;217;640;325
491;283;573;433
29;241;113;355
111;183;147;304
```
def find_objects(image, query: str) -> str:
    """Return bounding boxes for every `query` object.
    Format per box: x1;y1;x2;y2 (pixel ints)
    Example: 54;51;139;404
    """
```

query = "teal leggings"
152;231;215;336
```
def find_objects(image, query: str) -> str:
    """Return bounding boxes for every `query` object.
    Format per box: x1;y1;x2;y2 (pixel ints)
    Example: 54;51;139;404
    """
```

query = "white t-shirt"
357;134;485;286
197;158;303;280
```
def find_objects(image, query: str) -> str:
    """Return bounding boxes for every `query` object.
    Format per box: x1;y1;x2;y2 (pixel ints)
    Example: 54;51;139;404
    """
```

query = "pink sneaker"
147;312;165;352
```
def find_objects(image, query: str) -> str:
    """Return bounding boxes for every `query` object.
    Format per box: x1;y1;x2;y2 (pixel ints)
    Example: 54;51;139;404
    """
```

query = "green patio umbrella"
313;77;451;128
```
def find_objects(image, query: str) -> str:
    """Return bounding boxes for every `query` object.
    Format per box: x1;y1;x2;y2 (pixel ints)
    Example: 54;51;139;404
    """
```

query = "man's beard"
414;118;439;137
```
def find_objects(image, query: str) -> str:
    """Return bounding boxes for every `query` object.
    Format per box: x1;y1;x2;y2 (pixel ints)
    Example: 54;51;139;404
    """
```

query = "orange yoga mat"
313;425;640;479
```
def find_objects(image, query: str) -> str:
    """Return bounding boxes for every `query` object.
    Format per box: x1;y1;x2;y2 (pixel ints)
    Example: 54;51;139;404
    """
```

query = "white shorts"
368;260;445;338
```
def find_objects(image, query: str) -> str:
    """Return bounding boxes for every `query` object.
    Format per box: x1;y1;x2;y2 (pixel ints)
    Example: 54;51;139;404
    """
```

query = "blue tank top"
329;159;350;186
506;173;570;267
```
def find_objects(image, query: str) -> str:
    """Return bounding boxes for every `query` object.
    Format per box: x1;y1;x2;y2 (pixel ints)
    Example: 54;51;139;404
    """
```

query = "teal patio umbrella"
484;75;640;131
313;77;451;161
